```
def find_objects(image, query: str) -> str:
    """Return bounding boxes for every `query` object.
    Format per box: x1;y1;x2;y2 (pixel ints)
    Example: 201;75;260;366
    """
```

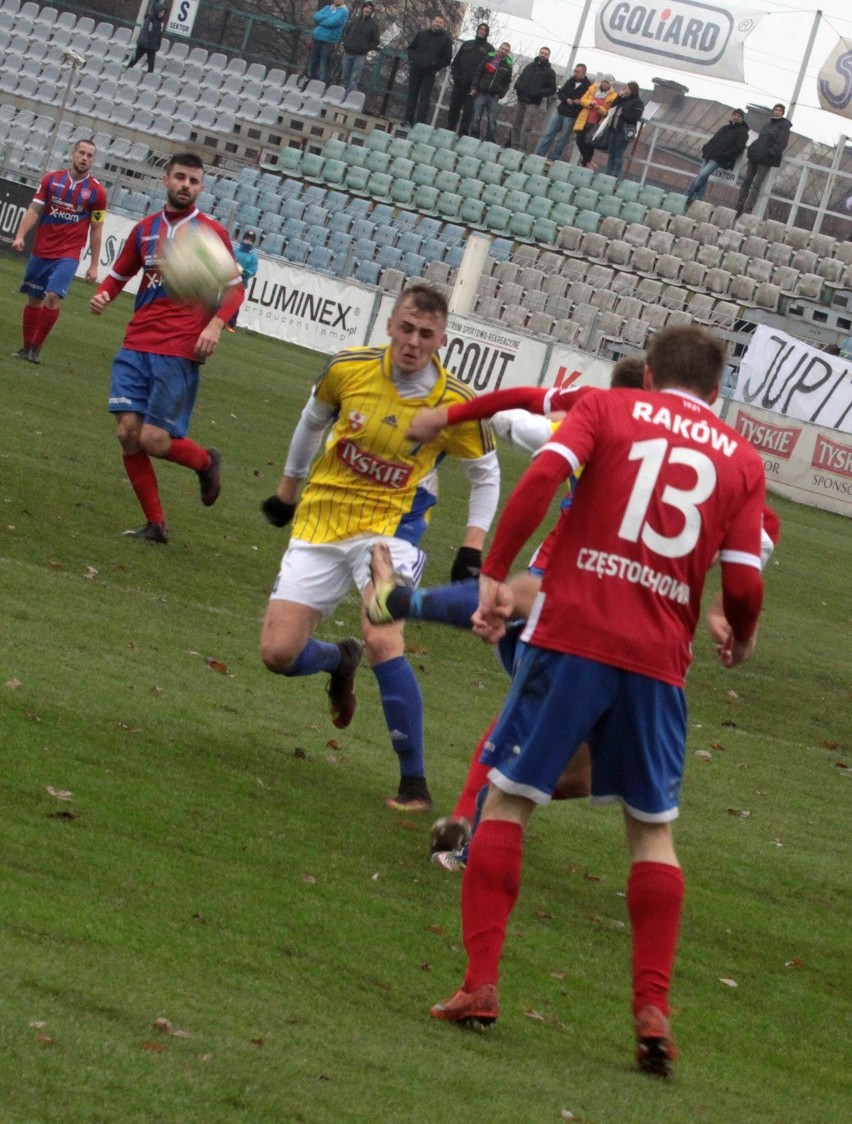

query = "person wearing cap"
448;22;492;134
341;1;380;97
228;230;259;332
574;74;618;167
735;103;792;217
685;109;750;204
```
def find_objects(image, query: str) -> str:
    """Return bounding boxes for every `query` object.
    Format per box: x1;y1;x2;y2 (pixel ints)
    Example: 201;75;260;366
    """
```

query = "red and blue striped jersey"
32;170;107;260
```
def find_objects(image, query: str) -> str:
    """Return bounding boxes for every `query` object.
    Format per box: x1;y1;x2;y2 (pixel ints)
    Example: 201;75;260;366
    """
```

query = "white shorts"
268;534;426;618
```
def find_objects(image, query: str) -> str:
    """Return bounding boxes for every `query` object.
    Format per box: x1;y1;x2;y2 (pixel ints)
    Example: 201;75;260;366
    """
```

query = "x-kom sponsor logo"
598;0;749;67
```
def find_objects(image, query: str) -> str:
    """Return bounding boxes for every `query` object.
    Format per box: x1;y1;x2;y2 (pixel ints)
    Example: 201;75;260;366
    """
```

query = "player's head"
387;284;448;374
610;354;645;389
163;153;205;212
646;326;725;401
70;139;96;176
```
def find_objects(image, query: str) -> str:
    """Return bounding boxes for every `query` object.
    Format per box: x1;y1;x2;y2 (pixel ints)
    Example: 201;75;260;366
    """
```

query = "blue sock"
408;578;478;628
372;656;425;779
284;638;341;677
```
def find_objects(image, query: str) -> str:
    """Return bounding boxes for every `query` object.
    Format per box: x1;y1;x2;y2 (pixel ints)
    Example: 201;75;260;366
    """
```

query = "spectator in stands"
341;1;380;97
127;1;166;74
447;22;492;135
574;75;618;168
535;63;590;162
228;230;258;333
735;104;792;217
605;81;644;180
684;109;749;204
509;47;556;150
404;15;453;127
468;43;513;144
308;0;350;85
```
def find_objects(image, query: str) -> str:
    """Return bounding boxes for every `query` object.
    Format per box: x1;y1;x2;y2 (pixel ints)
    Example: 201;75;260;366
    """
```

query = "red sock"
22;305;42;347
461;819;523;992
123;452;165;524
163;437;209;472
627;861;685;1018
453;716;498;821
34;306;60;345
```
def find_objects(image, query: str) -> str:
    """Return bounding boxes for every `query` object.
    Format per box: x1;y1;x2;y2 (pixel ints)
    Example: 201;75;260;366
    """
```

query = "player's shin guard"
22;305;42;347
123;452;165;525
373;656;425;778
627;861;684;1018
285;639;345;676
33;306;60;345
452;717;498;822
461;819;523;992
162;437;209;472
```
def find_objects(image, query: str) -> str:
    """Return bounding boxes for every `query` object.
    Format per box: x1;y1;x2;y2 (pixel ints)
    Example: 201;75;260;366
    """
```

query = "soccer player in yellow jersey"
260;284;500;810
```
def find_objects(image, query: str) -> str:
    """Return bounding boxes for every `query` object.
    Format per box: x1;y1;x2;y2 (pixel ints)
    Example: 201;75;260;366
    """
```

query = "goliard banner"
595;0;766;82
734;324;852;435
817;36;852;121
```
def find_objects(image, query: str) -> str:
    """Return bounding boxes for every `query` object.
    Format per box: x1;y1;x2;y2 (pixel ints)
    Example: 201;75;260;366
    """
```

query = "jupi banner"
479;0;534;18
595;0;765;82
817;36;852;121
733;324;852;435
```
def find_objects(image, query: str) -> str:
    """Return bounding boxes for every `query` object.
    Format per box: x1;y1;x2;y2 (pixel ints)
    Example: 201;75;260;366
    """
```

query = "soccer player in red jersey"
430;326;766;1079
12;138;106;365
90;154;243;544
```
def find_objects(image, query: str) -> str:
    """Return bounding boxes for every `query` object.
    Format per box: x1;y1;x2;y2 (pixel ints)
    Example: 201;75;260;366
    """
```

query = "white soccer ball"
160;225;238;306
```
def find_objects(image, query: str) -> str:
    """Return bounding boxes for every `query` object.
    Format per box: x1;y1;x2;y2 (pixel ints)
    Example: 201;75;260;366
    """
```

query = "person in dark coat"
604;81;644;180
509;47;557;149
341;2;380;96
684;109;749;203
468;42;513;143
404;15;453;126
534;63;591;161
447;22;491;134
735;103;792;216
127;1;166;73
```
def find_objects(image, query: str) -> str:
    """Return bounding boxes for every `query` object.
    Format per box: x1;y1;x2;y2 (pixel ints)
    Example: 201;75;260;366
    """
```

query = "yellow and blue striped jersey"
292;346;496;545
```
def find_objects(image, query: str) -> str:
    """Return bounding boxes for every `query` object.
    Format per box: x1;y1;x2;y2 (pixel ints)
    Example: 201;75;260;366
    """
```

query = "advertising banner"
77;210;140;291
595;0;765;82
368;296;548;391
726;401;852;517
0;177;36;256
734;324;852;435
240;257;374;352
817;36;852;121
481;0;534;18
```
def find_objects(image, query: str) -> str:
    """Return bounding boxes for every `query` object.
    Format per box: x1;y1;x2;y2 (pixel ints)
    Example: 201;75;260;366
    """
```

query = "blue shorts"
20;255;79;300
482;647;687;822
108;348;200;437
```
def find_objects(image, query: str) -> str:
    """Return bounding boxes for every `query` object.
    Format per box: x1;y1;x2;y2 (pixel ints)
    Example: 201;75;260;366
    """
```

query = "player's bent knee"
260;640;299;674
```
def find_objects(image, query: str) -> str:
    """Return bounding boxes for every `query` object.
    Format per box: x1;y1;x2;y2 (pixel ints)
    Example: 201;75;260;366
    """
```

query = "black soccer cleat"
198;447;221;507
327;637;363;728
122;521;170;544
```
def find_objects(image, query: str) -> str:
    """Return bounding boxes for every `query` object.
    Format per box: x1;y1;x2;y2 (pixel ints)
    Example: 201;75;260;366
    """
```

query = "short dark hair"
773;103;786;114
732;108;745;117
610;354;645;389
73;138;96;152
394;282;448;321
646;326;725;399
165;152;205;173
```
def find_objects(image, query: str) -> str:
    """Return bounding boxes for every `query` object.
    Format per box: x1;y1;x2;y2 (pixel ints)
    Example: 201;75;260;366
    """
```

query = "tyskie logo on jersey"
597;0;744;68
734;410;802;459
336;439;413;489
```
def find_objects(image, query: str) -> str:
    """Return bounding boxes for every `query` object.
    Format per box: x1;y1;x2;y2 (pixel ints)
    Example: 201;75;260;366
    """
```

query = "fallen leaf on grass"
726;808;751;818
47;560;62;570
141;1040;167;1053
583;872;603;882
785;959;804;969
719;978;738;988
28;1021;46;1029
727;690;738;700
5;678;22;689
561;1112;576;1121
206;658;228;675
710;740;726;751
154;1017;192;1039
420;961;431;971
117;722;143;733
327;739;342;750
834;761;849;770
427;923;445;935
301;874;317;884
694;750;713;762
550;970;568;980
25;710;41;721
823;740;838;750
36;1033;55;1045
535;909;555;920
370;872;380;881
293;747;307;759
250;1038;264;1047
525;1008;547;1022
404;642;429;656
46;787;73;801
84;566;98;580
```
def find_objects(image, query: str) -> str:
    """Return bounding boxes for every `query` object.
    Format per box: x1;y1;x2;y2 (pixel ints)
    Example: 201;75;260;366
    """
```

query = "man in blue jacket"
308;0;349;84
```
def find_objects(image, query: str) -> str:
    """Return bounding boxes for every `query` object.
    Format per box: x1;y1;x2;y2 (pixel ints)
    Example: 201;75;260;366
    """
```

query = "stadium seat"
597;195;623;219
638;185;665;208
479;161;503;186
484;205;512;234
433;149;457;173
547;181;574;206
459;197;486;227
573;187;599;212
355;259;381;285
344;166;370;195
391;178;417;207
413;185;439;213
284;237;311;264
412;162;437;187
615;179;642;203
367;172;393;200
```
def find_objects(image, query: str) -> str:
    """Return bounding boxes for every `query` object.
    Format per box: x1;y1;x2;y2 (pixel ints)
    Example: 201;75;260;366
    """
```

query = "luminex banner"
817;36;852;121
595;0;766;82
